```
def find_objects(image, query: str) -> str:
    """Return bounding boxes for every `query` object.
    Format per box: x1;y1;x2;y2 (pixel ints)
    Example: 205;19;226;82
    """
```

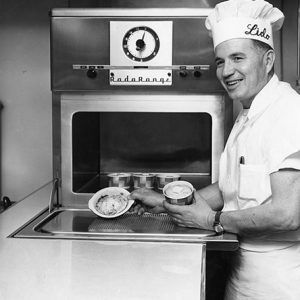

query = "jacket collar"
247;74;280;121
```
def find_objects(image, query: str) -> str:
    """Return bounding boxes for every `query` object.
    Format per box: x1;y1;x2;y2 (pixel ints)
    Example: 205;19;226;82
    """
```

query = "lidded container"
163;180;194;205
156;173;181;190
133;173;156;189
107;173;131;189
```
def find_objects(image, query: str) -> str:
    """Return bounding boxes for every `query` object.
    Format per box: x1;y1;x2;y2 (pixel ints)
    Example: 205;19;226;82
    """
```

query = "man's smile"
225;79;243;89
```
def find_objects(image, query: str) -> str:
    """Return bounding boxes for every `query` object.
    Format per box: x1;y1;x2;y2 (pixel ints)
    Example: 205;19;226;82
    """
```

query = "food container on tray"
107;173;131;189
163;180;194;205
132;173;156;189
156;173;181;190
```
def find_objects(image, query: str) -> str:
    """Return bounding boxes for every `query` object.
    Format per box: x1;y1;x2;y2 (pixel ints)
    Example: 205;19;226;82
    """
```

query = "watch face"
214;224;224;234
122;26;160;62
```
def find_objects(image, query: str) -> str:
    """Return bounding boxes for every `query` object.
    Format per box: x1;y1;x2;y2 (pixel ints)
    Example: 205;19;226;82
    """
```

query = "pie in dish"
88;187;133;218
95;193;128;216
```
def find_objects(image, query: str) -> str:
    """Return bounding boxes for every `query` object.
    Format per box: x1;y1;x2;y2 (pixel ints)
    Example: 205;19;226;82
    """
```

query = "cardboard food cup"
163;180;194;205
107;173;131;189
156;173;181;190
133;173;156;189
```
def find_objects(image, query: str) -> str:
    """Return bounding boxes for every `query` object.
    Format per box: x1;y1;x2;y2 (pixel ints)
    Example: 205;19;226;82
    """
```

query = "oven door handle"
48;178;59;213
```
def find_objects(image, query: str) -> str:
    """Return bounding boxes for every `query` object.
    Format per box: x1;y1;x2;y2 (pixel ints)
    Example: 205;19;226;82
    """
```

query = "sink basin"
11;207;239;250
12;208;216;242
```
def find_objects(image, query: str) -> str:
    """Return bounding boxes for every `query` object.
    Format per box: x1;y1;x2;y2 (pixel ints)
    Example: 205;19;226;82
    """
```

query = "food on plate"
95;193;128;216
89;187;133;218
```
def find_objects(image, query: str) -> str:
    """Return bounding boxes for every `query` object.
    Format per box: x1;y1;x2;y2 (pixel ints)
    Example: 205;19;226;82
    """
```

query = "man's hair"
251;39;275;76
252;39;273;52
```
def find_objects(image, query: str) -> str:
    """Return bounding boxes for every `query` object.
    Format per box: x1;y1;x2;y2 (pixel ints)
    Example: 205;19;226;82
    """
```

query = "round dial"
122;26;160;62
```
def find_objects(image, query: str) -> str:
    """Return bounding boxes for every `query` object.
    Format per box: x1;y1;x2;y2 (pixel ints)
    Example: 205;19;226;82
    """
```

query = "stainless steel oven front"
50;8;232;208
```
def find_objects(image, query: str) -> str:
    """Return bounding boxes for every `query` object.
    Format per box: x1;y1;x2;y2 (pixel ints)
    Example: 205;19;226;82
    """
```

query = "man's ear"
264;49;275;73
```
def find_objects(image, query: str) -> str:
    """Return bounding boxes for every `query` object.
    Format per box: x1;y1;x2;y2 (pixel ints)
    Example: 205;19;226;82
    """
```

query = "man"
130;0;300;299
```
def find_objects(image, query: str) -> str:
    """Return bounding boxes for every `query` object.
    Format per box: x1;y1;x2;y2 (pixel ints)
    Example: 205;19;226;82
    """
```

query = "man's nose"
222;60;235;77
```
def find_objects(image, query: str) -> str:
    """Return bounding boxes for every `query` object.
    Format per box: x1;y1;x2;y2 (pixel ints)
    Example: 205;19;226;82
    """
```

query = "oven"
60;93;228;207
11;7;236;249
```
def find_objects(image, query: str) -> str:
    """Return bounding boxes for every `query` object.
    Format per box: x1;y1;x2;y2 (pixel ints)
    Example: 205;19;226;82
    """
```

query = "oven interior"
73;111;212;193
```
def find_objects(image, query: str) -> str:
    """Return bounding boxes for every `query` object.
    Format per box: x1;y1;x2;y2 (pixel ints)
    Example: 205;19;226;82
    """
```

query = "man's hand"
129;188;165;214
163;191;215;230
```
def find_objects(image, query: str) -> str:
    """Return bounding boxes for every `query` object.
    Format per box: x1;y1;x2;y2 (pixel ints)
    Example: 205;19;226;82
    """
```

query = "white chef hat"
205;0;284;49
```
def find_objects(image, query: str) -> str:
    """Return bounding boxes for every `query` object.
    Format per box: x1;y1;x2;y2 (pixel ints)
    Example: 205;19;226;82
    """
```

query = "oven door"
59;93;228;207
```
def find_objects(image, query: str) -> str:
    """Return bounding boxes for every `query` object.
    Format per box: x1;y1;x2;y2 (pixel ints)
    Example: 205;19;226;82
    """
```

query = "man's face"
215;39;269;108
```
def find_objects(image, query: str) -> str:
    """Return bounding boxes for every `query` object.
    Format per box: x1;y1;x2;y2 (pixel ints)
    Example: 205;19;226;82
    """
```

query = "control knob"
87;69;97;79
179;70;188;77
193;70;202;78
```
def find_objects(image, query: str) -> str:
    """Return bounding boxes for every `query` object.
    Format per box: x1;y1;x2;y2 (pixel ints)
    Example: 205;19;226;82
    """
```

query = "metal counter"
11;207;238;251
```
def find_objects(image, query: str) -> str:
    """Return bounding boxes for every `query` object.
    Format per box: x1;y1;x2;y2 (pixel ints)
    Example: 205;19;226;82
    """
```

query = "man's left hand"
163;191;215;230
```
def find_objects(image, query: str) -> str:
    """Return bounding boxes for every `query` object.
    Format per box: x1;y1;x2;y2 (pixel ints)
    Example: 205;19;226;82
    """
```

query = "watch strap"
213;211;224;234
213;211;222;226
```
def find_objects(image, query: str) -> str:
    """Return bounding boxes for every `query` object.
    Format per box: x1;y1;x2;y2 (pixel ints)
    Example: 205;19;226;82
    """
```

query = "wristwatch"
213;211;224;235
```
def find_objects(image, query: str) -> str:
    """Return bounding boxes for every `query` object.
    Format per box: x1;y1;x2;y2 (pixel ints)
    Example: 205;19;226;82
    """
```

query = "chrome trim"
48;178;59;213
51;8;213;17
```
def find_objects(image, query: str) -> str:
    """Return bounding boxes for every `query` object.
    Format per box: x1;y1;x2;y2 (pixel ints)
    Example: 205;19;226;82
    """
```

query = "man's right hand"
129;188;166;214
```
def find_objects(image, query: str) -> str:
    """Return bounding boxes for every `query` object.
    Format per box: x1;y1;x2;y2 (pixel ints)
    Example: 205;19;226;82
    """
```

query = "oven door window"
72;112;212;192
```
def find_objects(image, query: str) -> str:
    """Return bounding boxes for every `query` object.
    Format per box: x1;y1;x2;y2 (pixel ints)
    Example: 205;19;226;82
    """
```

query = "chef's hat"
205;0;284;49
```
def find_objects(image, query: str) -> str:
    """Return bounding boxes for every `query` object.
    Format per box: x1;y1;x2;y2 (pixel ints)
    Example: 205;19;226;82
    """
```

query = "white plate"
88;187;134;218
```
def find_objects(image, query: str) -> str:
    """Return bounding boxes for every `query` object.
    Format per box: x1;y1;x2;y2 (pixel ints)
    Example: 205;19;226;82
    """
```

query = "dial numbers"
122;26;160;62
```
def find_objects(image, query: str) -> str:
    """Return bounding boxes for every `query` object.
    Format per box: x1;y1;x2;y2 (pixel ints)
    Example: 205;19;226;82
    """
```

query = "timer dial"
122;26;160;62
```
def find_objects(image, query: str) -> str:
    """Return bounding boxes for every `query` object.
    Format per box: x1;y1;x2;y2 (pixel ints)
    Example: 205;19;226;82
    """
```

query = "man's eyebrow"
215;56;223;62
215;52;246;62
230;52;246;57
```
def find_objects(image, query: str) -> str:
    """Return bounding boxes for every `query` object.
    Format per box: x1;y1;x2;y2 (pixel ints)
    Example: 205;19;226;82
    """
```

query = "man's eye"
233;56;243;62
216;60;224;67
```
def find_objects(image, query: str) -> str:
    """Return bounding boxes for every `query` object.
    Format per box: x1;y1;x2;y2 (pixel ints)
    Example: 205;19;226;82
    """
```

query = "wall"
282;1;299;92
0;0;67;202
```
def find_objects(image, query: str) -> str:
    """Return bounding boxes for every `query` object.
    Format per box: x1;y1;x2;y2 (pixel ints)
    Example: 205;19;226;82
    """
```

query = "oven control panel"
72;64;210;83
50;8;223;92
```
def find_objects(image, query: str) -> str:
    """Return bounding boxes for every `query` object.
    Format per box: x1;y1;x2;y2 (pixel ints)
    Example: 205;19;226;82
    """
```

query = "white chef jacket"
219;75;300;299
